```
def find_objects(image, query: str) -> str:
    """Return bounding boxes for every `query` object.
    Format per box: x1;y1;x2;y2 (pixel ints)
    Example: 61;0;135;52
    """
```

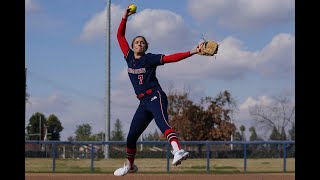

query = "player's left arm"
162;44;202;64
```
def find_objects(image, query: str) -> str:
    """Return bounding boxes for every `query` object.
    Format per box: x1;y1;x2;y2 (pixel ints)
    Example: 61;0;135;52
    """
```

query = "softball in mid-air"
128;4;137;13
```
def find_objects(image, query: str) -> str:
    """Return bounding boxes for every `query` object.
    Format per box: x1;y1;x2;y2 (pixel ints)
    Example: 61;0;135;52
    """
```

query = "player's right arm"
117;8;136;57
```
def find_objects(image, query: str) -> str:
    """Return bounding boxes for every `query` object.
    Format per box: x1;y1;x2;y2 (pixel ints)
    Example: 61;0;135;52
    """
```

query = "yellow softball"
128;4;137;13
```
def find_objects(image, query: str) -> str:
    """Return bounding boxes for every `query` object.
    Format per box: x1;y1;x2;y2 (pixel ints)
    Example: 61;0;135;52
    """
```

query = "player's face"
133;37;147;53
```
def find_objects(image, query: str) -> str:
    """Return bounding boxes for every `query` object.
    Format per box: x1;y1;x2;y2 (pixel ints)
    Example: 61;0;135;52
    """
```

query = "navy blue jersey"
125;49;164;95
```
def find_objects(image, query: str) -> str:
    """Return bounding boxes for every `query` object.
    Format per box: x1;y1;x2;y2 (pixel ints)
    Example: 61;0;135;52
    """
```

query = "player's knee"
127;134;138;147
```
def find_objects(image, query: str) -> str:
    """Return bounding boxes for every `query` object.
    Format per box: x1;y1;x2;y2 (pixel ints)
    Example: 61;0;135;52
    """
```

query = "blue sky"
25;0;295;141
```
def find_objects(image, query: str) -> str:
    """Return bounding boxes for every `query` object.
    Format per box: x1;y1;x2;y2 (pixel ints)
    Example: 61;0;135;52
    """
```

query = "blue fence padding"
25;140;295;173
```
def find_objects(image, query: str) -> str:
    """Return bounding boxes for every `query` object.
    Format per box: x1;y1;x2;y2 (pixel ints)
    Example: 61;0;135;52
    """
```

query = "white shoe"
113;163;138;176
171;149;189;166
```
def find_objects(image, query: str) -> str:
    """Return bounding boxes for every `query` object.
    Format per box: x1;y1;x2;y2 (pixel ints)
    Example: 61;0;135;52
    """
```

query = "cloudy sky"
25;0;295;141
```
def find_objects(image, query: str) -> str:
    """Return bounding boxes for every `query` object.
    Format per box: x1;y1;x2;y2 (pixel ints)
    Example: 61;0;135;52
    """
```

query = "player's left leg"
146;90;189;166
114;103;153;176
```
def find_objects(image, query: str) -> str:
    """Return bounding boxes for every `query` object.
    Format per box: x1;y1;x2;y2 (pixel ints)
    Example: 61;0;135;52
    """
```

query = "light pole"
104;0;111;159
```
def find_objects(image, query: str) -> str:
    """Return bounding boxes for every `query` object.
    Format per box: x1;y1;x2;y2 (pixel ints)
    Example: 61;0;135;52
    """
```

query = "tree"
240;125;246;141
280;127;287;140
111;119;125;141
144;129;161;141
249;93;295;139
269;127;282;157
269;127;281;140
26;112;47;140
288;122;295;141
232;130;243;150
249;126;259;141
168;90;237;153
67;136;75;141
288;122;295;157
168;90;237;141
94;131;105;141
47;114;64;141
75;123;94;141
233;131;242;141
248;126;265;157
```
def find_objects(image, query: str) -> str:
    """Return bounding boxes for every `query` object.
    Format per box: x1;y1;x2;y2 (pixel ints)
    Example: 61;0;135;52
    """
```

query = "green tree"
232;131;242;150
26;112;47;140
75;123;94;141
288;122;295;141
269;127;281;140
111;119;125;141
233;131;242;141
144;129;161;141
288;122;295;157
249;126;259;141
248;126;265;157
47;114;64;141
240;125;246;141
94;131;105;141
67;136;75;141
269;127;281;157
280;127;287;140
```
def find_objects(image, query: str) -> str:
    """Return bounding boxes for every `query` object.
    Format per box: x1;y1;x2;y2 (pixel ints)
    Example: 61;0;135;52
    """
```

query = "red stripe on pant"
164;128;181;149
126;147;136;169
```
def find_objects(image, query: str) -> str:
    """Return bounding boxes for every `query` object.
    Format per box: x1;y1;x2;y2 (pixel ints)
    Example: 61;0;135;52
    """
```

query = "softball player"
114;7;203;176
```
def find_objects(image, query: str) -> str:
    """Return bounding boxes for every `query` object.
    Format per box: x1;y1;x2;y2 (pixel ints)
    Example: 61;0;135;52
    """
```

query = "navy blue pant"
126;90;172;149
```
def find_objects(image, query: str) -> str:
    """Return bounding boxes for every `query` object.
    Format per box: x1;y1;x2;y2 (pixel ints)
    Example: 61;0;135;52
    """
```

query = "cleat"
172;149;189;166
114;163;138;176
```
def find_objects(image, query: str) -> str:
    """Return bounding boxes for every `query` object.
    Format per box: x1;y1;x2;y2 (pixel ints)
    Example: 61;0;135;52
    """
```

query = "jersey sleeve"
125;49;134;63
162;51;192;64
117;18;130;59
146;53;164;66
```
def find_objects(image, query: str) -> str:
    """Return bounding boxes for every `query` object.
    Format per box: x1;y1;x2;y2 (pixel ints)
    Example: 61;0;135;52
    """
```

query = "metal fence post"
206;142;210;174
91;144;95;173
52;143;56;173
283;143;287;172
243;143;247;173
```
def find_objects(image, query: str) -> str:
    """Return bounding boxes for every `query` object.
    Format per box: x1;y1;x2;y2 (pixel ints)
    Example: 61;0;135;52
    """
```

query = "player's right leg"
147;90;190;166
163;129;190;166
114;103;153;176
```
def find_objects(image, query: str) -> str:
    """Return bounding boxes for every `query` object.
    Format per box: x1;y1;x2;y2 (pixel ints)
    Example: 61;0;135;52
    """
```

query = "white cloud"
187;0;295;30
127;9;195;51
79;4;123;41
25;0;39;13
26;93;71;114
232;95;274;137
257;33;295;77
240;96;273;110
152;33;295;82
79;4;195;51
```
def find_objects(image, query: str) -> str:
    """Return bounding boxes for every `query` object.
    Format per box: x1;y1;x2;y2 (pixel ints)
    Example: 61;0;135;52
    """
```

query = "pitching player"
114;7;203;176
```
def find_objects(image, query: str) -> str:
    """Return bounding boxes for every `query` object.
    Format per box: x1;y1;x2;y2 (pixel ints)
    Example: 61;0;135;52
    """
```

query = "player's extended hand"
123;8;136;19
190;42;205;55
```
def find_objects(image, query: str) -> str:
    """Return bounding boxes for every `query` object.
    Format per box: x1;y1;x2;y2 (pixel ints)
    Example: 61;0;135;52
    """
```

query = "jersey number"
138;75;143;85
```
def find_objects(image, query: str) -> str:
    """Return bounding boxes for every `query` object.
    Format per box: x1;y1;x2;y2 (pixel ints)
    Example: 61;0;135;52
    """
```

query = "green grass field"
25;158;295;174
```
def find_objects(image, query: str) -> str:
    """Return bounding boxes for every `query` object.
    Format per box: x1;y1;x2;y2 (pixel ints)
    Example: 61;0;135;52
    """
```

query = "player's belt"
137;88;153;100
